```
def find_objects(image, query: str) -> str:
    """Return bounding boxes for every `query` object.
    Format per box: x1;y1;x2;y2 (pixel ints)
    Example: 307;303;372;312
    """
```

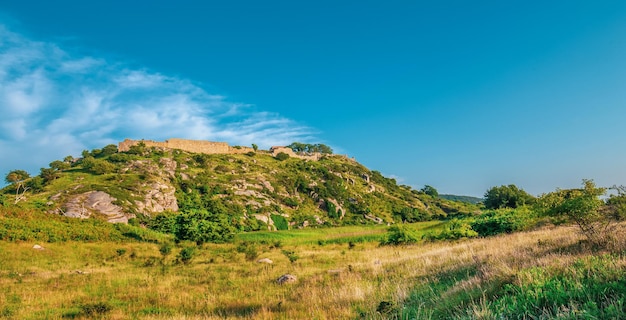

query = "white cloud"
0;24;314;179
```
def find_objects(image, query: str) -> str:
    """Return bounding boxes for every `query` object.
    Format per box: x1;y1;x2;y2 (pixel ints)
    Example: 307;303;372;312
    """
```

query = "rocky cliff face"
62;191;129;223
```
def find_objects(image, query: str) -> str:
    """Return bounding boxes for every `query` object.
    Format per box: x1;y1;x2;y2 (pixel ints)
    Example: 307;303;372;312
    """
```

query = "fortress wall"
229;146;256;154
118;138;322;161
119;138;255;155
165;138;230;154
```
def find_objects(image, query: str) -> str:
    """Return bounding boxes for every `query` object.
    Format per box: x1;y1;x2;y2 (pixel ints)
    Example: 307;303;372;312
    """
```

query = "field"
1;221;625;319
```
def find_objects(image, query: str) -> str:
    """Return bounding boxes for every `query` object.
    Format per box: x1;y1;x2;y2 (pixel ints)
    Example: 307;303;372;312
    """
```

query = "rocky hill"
1;140;479;233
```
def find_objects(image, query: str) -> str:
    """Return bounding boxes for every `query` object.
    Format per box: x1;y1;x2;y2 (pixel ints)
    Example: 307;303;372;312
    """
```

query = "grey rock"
276;274;297;285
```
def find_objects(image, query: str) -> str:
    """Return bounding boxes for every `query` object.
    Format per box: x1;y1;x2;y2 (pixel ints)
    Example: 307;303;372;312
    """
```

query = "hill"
0;139;479;240
439;194;483;204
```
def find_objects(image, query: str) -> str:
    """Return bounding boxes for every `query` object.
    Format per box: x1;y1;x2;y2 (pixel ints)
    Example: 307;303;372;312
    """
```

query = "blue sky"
1;1;626;196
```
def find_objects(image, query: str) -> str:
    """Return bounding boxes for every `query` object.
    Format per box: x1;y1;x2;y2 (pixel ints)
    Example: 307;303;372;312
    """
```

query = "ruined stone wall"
118;138;254;155
118;138;323;160
270;146;321;161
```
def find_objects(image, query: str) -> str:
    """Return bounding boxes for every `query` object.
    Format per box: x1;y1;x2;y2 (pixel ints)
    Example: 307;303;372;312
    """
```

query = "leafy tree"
287;142;333;154
252;143;258;152
484;184;535;209
5;170;30;184
421;185;439;197
49;160;70;171
127;142;147;155
100;144;118;157
174;209;236;244
81;157;116;174
287;142;306;152
538;179;616;245
40;168;59;184
5;170;31;204
606;185;626;221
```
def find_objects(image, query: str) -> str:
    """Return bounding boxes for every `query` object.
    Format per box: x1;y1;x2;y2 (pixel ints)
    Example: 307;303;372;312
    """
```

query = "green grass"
236;221;444;246
484;254;626;319
0;221;625;319
0;207;172;243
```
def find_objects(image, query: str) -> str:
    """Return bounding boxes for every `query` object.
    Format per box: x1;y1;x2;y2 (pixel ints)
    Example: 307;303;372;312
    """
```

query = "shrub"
484;184;535;209
381;225;421;245
429;220;478;240
236;241;259;261
275;152;290;161
538;179;614;246
80;302;112;316
281;249;299;263
159;243;173;256
471;208;534;237
178;246;196;264
81;157;117;174
214;164;230;173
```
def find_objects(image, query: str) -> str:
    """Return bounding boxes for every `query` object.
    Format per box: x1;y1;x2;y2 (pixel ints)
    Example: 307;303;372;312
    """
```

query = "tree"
49;160;70;171
483;184;535;209
40;167;59;183
5;170;30;184
100;144;118;157
606;185;626;221
81;157;116;174
421;185;439;197
5;170;31;204
538;179;615;245
287;142;333;154
252;143;258;152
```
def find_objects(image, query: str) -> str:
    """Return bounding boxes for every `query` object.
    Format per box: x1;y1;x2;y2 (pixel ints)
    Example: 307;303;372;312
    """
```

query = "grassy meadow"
1;220;625;319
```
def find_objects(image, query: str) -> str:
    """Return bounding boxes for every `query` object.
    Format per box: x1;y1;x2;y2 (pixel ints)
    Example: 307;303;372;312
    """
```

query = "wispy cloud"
0;25;314;177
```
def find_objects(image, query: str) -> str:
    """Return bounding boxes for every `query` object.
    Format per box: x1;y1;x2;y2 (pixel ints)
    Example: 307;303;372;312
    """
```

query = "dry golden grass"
0;224;622;319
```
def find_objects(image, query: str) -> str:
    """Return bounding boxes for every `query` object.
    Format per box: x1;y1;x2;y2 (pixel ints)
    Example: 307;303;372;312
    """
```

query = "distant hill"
439;194;483;204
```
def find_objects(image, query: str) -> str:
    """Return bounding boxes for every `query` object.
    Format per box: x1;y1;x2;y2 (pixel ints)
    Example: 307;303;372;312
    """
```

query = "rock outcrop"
276;274;297;285
134;181;178;215
63;191;129;223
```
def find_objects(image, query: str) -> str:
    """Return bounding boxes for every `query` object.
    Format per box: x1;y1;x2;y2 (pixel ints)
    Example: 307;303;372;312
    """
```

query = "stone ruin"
119;138;323;161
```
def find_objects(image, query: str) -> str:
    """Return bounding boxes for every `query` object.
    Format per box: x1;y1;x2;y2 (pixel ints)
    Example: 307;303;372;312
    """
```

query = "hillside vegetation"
1;142;478;242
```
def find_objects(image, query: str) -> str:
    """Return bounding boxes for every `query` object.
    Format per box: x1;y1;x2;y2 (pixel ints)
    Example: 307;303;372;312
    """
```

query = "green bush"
236;241;259;261
429;219;478;240
159;243;173;256
281;249;299;263
178;246;196;264
275;152;290;161
381;225;421;245
80;302;112;316
471;208;533;237
81;157;117;174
